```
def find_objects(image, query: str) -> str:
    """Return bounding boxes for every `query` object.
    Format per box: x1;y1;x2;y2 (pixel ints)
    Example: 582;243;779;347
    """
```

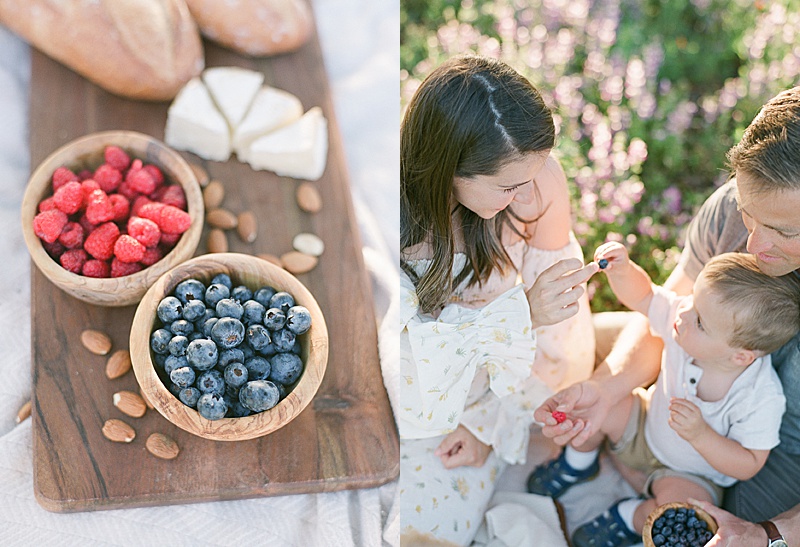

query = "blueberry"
598;258;608;269
263;307;286;331
274;381;287;400
227;398;252;417
224;362;249;388
253;286;276;308
241;343;255;359
164;354;189;375
196;392;228;420
242;300;266;325
285;305;312;335
269;291;295;313
239;380;280;412
269;352;303;385
272;328;296;353
654;517;664;530
246;324;271;351
196;369;225;395
218;348;246;369
216;298;244;320
664;509;676;519
211;317;245;349
169;319;194;336
188;331;204;342
204;283;230;308
150;328;172;354
244;355;271;380
186;338;218;371
170;365;196;388
202;317;219;338
675;510;687;523
652;533;665;546
178;386;201;407
153;352;168;368
174;278;206;304
157;296;183;323
168;335;189;356
258;340;277;358
231;285;253;303
662;526;673;537
291;339;302;355
211;273;233;290
181;299;207;322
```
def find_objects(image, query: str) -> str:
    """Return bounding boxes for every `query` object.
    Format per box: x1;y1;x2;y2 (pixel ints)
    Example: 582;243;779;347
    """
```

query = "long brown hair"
401;55;555;313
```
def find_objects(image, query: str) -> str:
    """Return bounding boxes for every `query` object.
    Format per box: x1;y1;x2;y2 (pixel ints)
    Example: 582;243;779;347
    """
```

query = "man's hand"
434;425;492;469
688;498;768;546
533;380;611;447
669;397;710;443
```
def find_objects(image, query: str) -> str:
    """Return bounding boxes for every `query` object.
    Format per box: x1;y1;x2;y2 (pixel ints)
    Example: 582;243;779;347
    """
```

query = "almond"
81;329;112;355
292;233;324;257
296;182;322;213
203;180;225;210
105;349;132;379
113;390;147;418
146;432;180;460
207;228;228;253
205;208;238;230
281;251;318;274
102;419;136;443
190;162;210;188
237;211;258;243
258;253;283;267
16;400;32;424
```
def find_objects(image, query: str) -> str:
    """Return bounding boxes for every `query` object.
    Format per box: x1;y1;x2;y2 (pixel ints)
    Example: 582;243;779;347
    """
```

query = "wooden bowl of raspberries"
21;130;204;306
643;502;718;547
129;253;329;441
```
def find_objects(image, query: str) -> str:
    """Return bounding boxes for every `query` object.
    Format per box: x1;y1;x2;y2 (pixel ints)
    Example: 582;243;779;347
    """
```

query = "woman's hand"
434;425;492;469
688;499;768;546
527;258;598;330
533;379;610;447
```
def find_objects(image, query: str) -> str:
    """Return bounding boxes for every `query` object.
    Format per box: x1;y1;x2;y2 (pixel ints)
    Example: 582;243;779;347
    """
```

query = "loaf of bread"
0;0;204;101
184;0;313;56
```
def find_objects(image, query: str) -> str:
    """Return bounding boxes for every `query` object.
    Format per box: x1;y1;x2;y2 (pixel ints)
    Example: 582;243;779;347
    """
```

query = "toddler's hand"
668;397;708;442
593;242;630;272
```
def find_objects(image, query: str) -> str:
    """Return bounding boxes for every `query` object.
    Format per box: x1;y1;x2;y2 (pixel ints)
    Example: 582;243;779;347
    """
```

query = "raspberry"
551;411;568;424
126;168;157;195
143;164;164;185
131;195;153;217
104;145;131;171
57;222;85;249
116;180;139;201
154;184;186;209
160;232;181;246
93;164;123;193
85;189;115;224
111;257;143;278
158;205;192;235
53;181;84;214
33;209;69;243
38;196;57;212
42;240;66;259
60;249;88;274
80;179;101;203
52;166;79;191
127;216;161;247
78;213;96;234
83;221;120;260
137;202;164;224
82;259;111;278
140;245;164;266
113;234;146;263
109;193;130;222
77;169;94;181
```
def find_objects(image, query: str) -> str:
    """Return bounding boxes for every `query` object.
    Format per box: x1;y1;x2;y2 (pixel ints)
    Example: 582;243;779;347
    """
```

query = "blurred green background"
401;0;800;311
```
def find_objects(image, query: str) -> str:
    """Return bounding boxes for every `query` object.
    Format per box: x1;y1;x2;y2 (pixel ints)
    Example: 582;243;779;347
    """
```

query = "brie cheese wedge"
244;106;328;181
233;86;304;158
202;66;265;130
164;77;231;162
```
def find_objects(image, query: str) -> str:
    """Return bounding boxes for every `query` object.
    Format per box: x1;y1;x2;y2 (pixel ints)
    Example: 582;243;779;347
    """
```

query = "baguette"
184;0;313;57
0;0;204;101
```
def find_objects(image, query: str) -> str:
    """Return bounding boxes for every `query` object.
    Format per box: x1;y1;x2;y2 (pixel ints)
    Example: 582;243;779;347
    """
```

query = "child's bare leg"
631;476;715;533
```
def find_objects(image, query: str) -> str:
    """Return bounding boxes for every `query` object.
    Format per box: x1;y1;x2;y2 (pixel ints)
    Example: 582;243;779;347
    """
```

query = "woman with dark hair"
399;54;597;545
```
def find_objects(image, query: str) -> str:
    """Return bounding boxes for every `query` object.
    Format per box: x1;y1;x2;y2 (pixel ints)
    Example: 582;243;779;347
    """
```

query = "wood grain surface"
28;19;398;512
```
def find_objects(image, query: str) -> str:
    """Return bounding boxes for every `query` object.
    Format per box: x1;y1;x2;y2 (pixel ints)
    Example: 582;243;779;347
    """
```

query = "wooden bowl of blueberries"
129;252;329;441
642;502;718;547
21;130;204;307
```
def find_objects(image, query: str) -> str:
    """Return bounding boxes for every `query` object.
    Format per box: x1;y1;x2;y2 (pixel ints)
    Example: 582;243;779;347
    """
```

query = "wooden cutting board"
28;15;398;512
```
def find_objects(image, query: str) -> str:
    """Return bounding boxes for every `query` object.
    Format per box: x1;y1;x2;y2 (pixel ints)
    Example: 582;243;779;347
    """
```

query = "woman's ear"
732;348;759;367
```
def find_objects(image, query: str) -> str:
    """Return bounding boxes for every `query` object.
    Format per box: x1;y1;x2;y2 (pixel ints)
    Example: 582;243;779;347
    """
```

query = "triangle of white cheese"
202;66;265;130
245;107;328;181
233;86;304;159
164;77;231;162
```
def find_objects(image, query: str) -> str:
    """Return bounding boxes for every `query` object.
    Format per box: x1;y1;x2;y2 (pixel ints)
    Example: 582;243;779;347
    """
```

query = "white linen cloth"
0;0;400;545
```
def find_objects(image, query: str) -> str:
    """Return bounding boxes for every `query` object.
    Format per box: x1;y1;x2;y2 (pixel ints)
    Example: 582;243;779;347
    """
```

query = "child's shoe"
571;498;642;547
526;449;600;498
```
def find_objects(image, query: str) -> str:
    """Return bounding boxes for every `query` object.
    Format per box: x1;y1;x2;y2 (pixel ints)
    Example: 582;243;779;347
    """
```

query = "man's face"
736;171;800;276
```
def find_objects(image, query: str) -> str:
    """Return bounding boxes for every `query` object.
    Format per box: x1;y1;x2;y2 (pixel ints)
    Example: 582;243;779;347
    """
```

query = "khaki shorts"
609;387;724;505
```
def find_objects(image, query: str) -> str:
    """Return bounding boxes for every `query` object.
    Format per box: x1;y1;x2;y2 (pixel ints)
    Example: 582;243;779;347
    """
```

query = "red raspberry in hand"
552;411;568;424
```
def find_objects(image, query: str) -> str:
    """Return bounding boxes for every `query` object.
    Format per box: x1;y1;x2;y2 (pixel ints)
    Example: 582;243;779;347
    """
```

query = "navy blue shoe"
571;498;642;547
526;450;600;498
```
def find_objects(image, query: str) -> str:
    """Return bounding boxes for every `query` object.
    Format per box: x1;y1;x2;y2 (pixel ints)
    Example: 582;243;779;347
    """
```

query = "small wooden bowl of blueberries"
130;252;328;441
642;502;718;547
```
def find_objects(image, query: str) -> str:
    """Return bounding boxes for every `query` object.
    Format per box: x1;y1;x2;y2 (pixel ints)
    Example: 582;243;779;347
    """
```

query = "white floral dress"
399;234;595;546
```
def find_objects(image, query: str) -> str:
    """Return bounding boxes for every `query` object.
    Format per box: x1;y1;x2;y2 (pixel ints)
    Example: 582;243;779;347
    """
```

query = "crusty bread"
0;0;204;101
184;0;313;56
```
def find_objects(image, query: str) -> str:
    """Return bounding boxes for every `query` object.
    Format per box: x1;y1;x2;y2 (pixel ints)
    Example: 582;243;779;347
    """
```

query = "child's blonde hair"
701;252;800;354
